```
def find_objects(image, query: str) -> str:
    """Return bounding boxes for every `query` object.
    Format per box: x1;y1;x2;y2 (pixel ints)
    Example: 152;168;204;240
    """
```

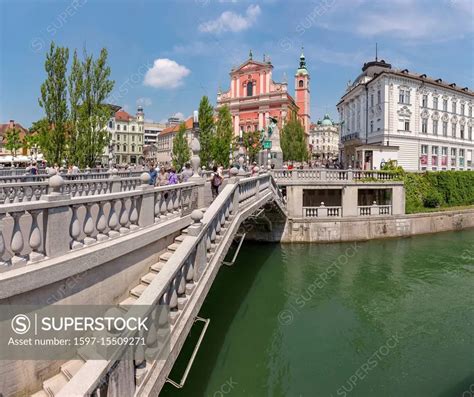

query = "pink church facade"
216;51;311;136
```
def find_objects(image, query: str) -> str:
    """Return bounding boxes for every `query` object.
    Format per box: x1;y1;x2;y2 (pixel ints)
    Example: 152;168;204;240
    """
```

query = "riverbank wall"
246;208;474;243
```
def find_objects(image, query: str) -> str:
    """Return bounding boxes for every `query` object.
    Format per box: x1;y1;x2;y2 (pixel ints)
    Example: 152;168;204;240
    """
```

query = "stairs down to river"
30;207;233;397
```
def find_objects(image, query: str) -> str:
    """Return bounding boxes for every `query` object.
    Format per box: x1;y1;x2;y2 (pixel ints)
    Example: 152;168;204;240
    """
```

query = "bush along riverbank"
404;171;474;213
377;162;474;213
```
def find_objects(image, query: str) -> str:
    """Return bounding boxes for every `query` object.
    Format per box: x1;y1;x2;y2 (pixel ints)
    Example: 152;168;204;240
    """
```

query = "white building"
337;59;474;171
309;114;340;161
104;106;145;165
144;121;165;146
156;116;193;164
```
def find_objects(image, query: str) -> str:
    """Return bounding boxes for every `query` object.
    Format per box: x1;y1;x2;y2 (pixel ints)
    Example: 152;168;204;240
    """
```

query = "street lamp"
108;139;116;169
190;110;201;179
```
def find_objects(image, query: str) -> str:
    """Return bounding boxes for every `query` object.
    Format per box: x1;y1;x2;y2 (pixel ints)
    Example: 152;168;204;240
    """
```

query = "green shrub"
423;190;443;208
403;171;474;213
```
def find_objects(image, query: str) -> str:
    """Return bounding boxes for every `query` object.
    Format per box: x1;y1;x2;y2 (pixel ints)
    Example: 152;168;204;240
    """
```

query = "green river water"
161;230;474;397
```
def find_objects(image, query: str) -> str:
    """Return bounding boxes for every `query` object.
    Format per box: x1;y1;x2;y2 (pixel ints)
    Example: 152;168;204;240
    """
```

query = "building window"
452;124;456;138
370;94;374;107
109;120;113;128
123;144;126;152
469;127;472;141
433;97;438;110
377;90;381;104
433;120;438;135
132;135;135;142
421;145;428;154
123;125;127;131
461;104;465;115
469;106;473;117
443;122;448;137
299;80;304;88
399;89;410;104
422;119;428;134
422;95;428;108
246;82;253;97
370;120;374;133
442;147;448;156
460;126;465;140
404;120;410;131
432;146;438;155
443;99;448;111
117;124;120;131
452;102;456;114
132;126;135;132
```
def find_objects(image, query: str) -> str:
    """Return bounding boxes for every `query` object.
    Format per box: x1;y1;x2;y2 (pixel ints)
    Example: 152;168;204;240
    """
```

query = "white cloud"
136;97;152;107
144;59;190;89
199;4;261;33
172;112;185;120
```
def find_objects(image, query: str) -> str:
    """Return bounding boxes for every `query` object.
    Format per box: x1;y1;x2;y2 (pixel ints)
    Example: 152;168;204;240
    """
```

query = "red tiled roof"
160;117;193;136
0;121;29;137
115;109;132;121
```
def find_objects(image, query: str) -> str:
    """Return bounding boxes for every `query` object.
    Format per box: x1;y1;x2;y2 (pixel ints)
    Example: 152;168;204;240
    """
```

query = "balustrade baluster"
83;203;96;245
28;209;44;262
96;201;108;241
0;214;8;267
119;198;130;234
129;196;139;230
108;199;120;238
70;205;84;249
10;211;27;265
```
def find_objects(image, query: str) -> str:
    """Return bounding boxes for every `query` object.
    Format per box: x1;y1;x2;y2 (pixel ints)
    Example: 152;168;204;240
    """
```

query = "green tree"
213;105;234;167
172;123;190;171
67;49;83;165
4;128;22;157
238;129;262;163
75;48;114;167
198;96;215;168
38;42;69;165
281;115;308;162
22;134;40;156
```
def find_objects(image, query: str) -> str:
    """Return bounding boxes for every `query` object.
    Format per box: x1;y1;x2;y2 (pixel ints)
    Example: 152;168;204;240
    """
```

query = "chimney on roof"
9;120;14;128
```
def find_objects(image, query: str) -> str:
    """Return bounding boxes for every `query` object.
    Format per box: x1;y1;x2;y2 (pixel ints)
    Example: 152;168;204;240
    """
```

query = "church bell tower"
294;48;310;134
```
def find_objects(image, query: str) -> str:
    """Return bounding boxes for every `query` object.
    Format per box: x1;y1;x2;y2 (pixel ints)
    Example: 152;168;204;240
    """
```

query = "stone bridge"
0;171;285;397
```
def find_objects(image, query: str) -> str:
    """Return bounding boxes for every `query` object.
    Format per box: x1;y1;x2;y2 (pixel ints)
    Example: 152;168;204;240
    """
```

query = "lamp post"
190;110;201;179
108;139;116;170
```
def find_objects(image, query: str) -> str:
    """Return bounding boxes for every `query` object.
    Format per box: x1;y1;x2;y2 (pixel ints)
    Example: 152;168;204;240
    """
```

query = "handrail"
56;173;279;397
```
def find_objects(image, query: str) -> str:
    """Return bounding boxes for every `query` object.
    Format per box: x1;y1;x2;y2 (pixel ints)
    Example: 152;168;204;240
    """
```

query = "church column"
258;112;264;130
260;73;264;95
266;73;270;94
236;76;240;97
231;78;235;98
234;114;240;136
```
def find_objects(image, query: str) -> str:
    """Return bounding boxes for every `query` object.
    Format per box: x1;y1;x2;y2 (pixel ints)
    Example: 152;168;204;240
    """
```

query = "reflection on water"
161;230;474;397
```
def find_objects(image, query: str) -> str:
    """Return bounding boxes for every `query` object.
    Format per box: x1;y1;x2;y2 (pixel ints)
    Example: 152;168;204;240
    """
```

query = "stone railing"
0;174;143;204
0;174;199;269
55;173;279;397
358;203;392;216
271;169;397;183
0;170;143;184
303;204;342;218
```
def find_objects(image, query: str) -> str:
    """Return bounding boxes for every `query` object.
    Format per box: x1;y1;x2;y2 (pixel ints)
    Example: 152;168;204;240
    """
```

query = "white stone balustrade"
55;173;279;397
0;175;199;270
271;169;397;183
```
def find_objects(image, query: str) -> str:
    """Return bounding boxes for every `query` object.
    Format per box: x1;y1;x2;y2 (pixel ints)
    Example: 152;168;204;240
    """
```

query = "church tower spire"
295;47;311;135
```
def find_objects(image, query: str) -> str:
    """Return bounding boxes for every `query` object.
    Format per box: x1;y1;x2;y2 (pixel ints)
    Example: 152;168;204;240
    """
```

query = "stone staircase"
29;211;233;397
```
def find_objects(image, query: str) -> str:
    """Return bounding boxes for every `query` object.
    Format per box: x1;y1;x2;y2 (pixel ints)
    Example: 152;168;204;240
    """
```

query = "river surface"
161;230;474;397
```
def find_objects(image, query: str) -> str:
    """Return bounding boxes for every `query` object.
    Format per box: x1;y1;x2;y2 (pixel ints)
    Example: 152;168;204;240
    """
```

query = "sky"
0;0;473;127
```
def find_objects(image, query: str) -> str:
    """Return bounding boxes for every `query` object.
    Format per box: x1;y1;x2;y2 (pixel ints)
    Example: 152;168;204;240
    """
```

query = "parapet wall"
247;208;474;243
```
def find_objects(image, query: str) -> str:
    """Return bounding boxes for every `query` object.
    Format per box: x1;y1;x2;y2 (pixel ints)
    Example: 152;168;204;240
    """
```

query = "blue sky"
1;0;473;127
